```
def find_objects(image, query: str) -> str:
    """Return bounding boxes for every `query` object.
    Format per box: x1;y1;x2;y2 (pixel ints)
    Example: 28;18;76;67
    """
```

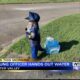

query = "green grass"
8;14;80;62
0;0;80;4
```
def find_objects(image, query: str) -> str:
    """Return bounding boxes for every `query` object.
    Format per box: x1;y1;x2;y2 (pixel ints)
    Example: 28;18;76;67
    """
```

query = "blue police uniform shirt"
26;23;41;42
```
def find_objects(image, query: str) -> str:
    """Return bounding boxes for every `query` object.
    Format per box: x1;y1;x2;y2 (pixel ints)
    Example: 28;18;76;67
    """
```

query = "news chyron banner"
0;58;80;70
0;62;73;70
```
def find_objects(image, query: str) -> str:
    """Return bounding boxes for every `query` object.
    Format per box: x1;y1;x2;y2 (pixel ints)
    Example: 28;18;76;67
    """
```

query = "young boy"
25;12;44;60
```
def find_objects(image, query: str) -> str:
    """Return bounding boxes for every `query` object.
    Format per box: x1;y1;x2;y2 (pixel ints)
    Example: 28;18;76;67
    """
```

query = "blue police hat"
25;11;40;22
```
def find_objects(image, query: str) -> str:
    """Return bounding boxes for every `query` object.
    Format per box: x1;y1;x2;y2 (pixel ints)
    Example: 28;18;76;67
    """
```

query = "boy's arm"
25;26;36;39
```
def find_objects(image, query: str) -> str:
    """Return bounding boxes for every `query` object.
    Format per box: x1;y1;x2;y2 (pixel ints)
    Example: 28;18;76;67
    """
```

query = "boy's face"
27;21;33;28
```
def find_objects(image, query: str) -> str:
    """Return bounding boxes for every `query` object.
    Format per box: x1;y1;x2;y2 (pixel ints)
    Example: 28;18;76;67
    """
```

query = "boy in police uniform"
25;12;44;60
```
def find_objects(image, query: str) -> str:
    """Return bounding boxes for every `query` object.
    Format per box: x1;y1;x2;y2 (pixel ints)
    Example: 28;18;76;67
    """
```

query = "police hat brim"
25;17;29;20
25;17;35;22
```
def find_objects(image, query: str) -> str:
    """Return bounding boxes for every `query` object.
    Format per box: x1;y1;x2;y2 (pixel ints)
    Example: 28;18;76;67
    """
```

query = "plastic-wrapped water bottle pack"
44;37;60;54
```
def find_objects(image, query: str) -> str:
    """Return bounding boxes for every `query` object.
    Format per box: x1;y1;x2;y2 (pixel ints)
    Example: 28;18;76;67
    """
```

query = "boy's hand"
28;32;35;39
28;35;32;39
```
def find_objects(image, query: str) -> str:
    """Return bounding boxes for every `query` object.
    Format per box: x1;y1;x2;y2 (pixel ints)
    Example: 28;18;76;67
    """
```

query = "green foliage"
0;0;80;4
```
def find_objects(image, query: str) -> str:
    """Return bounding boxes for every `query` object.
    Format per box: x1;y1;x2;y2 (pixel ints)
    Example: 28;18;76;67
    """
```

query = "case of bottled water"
44;37;60;54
